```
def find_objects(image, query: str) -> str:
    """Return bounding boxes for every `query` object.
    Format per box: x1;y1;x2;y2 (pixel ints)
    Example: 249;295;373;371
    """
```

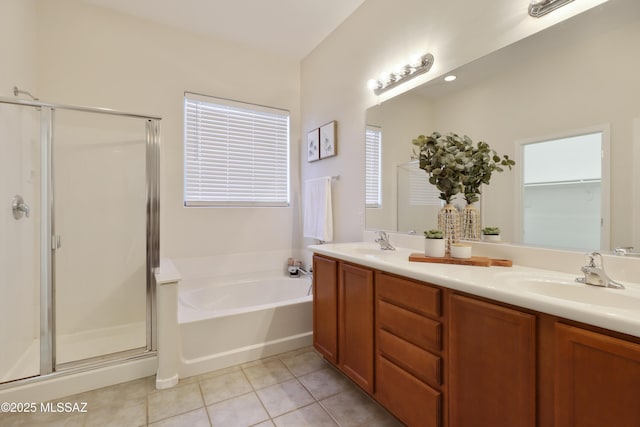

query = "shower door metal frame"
0;96;160;384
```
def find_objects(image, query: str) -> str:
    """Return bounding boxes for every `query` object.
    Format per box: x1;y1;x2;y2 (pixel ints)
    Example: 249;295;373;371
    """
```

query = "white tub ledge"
154;258;182;389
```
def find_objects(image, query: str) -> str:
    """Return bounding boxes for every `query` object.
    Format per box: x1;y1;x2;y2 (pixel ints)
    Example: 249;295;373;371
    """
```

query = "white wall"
0;0;37;97
299;0;608;259
36;0;301;259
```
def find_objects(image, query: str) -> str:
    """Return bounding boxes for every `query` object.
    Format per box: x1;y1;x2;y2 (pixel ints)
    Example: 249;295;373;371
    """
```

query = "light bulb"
409;54;423;69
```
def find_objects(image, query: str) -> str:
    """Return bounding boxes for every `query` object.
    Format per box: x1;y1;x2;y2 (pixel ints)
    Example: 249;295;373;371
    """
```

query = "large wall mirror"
365;0;640;252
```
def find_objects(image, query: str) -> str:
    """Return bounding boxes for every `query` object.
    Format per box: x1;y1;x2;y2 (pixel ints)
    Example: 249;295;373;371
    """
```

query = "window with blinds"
365;126;382;208
184;92;290;207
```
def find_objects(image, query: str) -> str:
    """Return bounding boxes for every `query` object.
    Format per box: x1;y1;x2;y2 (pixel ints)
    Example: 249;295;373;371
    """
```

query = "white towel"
303;176;333;242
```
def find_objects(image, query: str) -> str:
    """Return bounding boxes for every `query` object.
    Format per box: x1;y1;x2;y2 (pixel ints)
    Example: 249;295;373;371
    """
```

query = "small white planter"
424;238;445;257
483;234;501;243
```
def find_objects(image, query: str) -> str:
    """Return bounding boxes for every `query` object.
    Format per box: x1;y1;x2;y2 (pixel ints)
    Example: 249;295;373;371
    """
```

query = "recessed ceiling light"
444;75;457;82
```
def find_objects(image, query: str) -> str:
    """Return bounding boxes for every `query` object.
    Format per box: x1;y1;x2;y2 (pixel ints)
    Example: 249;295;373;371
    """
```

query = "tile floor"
0;347;402;426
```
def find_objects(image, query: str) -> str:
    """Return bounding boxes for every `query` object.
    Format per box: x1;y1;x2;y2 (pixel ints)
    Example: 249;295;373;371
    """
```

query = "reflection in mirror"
397;160;442;234
365;0;640;251
365;126;382;208
517;129;607;251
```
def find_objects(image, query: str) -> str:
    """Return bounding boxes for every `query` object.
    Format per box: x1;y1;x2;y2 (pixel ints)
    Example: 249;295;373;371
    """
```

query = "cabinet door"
312;255;338;364
377;355;441;427
449;294;536;427
555;323;640;427
339;262;375;393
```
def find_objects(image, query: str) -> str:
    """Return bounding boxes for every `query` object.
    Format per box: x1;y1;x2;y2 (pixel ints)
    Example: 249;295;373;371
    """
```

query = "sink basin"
330;243;402;258
349;247;396;256
497;272;640;310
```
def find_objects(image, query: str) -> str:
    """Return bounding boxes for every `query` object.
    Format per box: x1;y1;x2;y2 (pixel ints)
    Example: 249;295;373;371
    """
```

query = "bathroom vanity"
310;244;640;427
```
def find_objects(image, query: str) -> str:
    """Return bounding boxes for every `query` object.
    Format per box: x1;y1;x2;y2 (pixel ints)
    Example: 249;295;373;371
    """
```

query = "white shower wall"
0;104;41;382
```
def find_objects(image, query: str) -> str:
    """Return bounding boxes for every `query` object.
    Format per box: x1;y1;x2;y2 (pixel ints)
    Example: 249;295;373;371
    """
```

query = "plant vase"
461;204;481;240
437;204;460;254
424;239;445;257
483;234;501;242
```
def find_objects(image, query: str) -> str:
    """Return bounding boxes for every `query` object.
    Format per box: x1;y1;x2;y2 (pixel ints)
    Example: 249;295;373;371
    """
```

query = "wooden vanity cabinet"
312;255;375;393
449;293;536;427
312;254;640;427
375;272;444;427
338;262;375;393
554;323;640;427
312;255;338;364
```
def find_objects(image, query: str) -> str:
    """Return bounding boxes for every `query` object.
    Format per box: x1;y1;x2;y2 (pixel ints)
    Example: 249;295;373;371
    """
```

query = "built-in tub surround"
156;251;313;386
310;236;640;338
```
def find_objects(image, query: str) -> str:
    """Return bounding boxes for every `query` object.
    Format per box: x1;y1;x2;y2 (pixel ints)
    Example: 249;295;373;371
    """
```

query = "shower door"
53;110;150;366
1;96;159;384
0;103;41;383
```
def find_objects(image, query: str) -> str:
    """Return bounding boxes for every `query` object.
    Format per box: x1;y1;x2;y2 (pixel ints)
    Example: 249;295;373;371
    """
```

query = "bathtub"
175;268;313;378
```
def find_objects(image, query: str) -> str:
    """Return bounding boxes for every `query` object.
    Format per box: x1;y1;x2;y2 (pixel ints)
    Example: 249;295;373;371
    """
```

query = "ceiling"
81;0;367;60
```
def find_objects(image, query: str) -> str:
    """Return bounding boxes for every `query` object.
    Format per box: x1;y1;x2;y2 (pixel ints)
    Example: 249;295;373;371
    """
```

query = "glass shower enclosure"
0;96;159;385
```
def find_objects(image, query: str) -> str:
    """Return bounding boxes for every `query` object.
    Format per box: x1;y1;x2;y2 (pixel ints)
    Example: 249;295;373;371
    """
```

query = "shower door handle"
12;195;30;219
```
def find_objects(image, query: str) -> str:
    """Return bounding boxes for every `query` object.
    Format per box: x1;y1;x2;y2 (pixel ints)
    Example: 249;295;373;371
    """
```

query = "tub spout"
298;267;313;295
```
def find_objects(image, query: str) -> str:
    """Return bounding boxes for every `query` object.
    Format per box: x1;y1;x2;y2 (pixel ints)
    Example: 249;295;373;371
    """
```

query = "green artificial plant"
482;227;501;235
424;229;444;239
412;132;515;204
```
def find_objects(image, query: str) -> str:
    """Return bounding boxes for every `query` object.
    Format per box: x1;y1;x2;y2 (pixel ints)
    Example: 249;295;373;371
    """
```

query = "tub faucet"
298;266;312;278
614;246;640;257
375;231;395;251
576;252;625;289
298;266;313;295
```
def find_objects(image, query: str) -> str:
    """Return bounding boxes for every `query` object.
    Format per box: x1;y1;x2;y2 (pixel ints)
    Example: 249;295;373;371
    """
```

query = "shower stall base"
1;322;146;383
0;354;157;404
1;341;39;384
57;321;146;365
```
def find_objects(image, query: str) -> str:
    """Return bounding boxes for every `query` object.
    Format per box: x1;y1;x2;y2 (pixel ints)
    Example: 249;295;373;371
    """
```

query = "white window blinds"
184;92;290;207
407;160;441;206
365;126;382;208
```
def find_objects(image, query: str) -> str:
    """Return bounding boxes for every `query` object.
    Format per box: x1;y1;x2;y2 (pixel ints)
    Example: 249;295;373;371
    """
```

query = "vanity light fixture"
368;53;434;95
528;0;575;17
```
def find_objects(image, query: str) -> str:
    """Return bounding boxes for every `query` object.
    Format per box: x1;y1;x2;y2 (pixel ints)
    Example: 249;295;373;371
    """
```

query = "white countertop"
309;242;640;338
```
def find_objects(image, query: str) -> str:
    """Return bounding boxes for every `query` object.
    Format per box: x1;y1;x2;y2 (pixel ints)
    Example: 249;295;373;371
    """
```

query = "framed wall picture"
320;121;337;159
307;128;320;162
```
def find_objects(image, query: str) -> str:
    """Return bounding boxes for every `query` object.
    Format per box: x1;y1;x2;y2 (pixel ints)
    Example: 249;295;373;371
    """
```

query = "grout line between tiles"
196;379;214;427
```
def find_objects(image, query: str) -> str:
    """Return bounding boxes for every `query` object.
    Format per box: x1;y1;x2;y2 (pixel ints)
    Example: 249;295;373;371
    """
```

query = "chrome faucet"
576;252;625;289
614;246;640;257
298;266;313;295
375;231;395;251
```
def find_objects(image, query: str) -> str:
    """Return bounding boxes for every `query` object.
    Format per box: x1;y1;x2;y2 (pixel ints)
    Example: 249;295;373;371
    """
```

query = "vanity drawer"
378;300;442;353
376;355;441;427
378;328;442;387
376;272;441;318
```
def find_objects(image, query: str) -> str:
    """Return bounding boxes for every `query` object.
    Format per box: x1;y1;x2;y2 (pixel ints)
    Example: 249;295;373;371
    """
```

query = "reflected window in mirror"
365;126;382;208
397;161;443;232
517;129;609;251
